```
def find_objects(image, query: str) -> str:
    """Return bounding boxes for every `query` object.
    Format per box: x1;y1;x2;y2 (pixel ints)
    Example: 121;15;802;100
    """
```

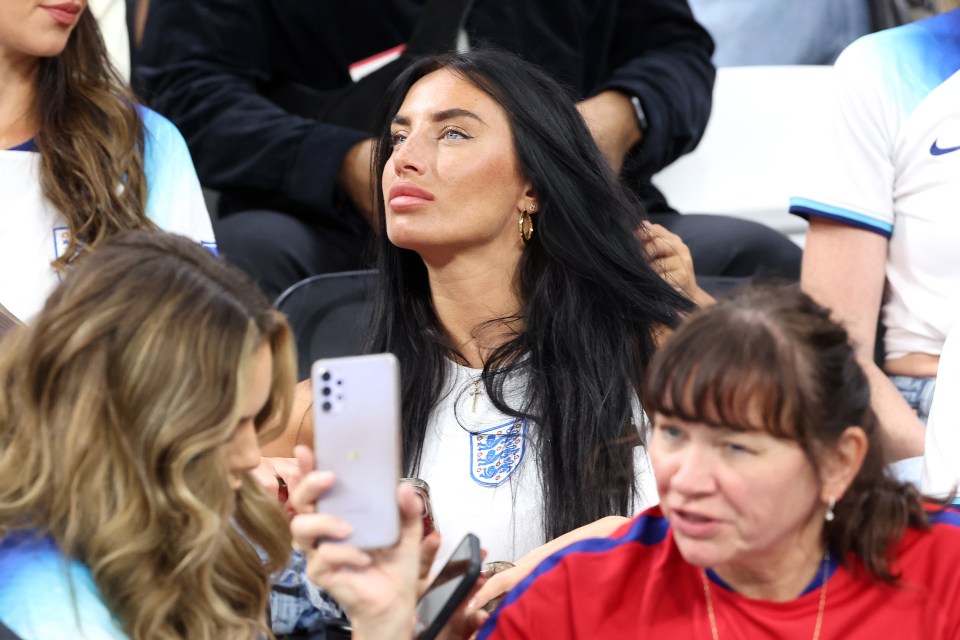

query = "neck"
0;52;40;148
424;252;523;369
711;524;827;601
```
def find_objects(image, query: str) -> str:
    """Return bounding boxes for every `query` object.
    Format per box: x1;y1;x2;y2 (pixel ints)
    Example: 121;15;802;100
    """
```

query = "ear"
518;185;539;214
819;426;869;503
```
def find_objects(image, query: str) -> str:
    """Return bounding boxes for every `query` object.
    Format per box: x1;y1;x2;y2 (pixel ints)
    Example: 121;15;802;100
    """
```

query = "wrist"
597;90;643;149
350;604;417;640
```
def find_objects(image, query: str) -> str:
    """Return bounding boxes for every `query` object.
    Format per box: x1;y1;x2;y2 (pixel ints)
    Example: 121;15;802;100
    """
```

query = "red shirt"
479;506;960;639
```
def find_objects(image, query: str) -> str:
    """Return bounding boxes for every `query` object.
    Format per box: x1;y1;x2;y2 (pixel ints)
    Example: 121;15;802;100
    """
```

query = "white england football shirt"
0;108;215;322
790;10;960;360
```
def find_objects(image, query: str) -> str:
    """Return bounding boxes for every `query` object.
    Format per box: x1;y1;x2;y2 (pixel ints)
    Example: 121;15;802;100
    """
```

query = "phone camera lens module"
321;371;332;382
322;401;332;412
322;387;331;396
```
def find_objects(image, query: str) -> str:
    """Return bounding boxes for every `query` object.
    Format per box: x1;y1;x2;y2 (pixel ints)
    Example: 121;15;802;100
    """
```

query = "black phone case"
418;533;482;640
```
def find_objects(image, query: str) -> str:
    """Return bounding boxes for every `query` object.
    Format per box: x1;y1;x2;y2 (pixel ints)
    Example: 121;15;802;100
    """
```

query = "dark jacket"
136;0;714;222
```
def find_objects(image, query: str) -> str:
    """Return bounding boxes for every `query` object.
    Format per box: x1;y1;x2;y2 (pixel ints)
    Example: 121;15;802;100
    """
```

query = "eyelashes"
388;126;472;147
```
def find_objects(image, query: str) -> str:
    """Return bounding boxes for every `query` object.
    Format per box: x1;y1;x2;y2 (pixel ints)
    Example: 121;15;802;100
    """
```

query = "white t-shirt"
789;10;960;360
417;360;657;572
0;108;216;322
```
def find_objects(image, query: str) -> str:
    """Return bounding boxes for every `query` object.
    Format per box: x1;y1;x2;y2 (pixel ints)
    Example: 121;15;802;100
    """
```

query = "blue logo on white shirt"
470;418;526;487
52;227;70;259
930;139;960;156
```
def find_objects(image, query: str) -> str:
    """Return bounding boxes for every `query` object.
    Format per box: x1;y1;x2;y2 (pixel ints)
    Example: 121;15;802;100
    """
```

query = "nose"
668;443;717;497
391;130;427;177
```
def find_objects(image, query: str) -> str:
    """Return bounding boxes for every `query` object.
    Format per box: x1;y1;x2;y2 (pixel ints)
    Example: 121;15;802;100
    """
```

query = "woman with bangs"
476;286;960;639
0;231;294;640
0;0;214;323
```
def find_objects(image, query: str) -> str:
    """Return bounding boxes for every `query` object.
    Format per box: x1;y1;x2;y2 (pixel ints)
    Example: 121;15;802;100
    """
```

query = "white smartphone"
311;353;402;549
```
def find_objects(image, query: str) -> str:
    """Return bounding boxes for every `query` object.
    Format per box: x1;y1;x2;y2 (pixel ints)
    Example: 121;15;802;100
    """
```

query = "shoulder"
488;509;672;611
893;505;960;586
137;106;180;139
913;504;960;550
479;509;678;639
836;11;960;115
522;506;672;582
0;533;127;639
137;106;193;159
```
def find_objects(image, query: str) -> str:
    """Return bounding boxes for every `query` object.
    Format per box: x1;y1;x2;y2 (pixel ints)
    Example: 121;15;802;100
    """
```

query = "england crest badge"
470;417;526;487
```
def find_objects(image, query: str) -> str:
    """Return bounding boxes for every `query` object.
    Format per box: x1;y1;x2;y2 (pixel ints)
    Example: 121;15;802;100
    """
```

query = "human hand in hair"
640;222;714;307
289;445;437;640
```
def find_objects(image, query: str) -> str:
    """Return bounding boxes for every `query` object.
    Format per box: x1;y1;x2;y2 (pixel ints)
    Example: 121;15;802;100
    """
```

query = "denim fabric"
270;548;343;636
890;375;937;424
688;0;871;66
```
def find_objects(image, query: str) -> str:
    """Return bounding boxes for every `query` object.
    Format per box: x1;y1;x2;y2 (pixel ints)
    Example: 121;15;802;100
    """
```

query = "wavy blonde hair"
0;231;295;639
35;10;152;271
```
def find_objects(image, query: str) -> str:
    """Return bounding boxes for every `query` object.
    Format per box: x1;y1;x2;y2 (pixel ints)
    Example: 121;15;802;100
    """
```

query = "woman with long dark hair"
0;1;214;322
280;49;700;593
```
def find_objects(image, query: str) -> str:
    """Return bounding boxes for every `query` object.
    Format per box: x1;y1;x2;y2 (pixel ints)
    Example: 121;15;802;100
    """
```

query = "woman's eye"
724;441;752;455
659;424;683;440
442;129;468;140
390;131;407;146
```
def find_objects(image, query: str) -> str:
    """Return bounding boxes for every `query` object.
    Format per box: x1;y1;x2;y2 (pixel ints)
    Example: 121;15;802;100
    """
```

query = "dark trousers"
215;210;802;302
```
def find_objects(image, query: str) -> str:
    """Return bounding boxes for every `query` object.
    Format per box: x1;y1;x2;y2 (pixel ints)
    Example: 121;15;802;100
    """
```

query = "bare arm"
802;218;924;460
469;515;629;610
261;379;314;458
577;91;642;175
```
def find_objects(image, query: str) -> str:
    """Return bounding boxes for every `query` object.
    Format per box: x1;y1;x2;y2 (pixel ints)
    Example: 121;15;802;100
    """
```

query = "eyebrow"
392;108;487;127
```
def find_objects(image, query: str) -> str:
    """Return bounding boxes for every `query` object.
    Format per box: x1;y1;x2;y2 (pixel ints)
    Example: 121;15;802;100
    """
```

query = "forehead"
396;69;508;124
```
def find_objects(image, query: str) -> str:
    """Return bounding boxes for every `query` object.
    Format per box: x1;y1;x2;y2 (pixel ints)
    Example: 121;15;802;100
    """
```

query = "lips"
388;182;435;211
41;2;83;26
670;507;724;538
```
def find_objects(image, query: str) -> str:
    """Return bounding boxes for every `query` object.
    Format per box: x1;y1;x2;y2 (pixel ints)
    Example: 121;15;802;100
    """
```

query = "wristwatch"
630;95;648;134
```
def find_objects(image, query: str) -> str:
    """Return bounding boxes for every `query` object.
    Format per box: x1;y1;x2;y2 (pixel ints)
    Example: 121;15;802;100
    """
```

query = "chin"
27;38;72;58
672;535;733;569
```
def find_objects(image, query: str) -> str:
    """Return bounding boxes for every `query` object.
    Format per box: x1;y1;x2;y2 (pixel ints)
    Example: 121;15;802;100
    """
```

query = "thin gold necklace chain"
700;554;829;640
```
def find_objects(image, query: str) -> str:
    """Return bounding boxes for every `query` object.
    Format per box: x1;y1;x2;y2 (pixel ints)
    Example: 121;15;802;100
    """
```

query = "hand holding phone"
414;533;483;640
289;455;435;640
311;354;402;549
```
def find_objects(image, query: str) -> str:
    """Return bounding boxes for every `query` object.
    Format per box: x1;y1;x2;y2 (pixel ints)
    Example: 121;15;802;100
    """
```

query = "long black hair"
369;49;693;540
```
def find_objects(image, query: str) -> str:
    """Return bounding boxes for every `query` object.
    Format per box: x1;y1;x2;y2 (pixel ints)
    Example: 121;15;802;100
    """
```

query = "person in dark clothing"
136;0;801;300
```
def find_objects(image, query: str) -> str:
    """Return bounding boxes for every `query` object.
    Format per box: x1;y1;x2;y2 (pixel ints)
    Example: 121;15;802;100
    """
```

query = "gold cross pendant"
469;379;482;412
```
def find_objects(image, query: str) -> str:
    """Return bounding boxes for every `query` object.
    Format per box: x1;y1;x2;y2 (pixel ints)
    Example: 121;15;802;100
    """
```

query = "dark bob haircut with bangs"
642;284;933;584
641;285;862;453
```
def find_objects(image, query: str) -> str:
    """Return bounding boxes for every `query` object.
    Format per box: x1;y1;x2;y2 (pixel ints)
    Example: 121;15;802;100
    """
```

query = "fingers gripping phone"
415;533;482;640
312;353;402;550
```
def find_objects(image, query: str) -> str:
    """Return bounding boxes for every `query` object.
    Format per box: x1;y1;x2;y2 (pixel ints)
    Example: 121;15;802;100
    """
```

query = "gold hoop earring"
519;206;535;244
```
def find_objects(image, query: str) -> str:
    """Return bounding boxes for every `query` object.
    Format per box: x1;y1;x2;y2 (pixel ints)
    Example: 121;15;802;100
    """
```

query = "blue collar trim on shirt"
6;139;37;152
706;549;840;596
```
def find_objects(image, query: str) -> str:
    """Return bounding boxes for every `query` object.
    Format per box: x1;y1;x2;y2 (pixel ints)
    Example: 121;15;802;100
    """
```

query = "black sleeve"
135;0;367;220
596;0;715;177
